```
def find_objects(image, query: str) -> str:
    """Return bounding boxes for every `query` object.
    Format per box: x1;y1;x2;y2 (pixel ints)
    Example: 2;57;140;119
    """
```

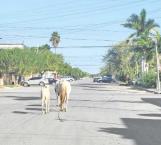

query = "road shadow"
4;95;41;114
12;110;41;115
139;113;161;117
137;98;161;118
70;105;151;112
76;82;152;93
73;83;113;90
78;85;106;89
107;100;143;103
69;99;143;104
13;111;28;114
26;107;42;111
56;118;122;125
73;83;109;87
4;95;40;101
27;104;41;107
99;118;161;145
69;98;108;103
6;95;57;114
13;107;58;115
82;88;119;91
141;98;161;108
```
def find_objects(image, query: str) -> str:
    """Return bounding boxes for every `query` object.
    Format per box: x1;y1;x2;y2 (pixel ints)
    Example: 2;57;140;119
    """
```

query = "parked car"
61;76;75;82
21;77;49;87
93;76;102;82
97;76;113;83
47;78;58;84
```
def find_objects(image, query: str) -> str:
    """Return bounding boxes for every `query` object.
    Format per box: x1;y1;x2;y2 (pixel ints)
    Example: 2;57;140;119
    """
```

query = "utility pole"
155;39;161;93
149;29;161;93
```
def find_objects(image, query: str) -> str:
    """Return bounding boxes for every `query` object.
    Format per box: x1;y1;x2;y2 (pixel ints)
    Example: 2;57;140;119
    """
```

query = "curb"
118;82;157;94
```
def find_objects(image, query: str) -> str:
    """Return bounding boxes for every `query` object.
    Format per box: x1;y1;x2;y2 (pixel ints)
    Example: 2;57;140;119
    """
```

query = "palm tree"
122;9;160;73
122;9;159;38
50;32;60;53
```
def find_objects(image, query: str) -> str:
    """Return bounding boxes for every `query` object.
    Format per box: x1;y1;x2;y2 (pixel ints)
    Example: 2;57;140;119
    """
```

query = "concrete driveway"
0;79;161;145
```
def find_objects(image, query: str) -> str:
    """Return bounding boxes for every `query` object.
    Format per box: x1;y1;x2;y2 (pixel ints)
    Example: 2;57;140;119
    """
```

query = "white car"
61;76;75;82
21;77;49;87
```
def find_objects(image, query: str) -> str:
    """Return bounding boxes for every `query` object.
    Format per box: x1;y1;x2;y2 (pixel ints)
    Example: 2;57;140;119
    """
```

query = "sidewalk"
117;80;158;94
132;85;157;93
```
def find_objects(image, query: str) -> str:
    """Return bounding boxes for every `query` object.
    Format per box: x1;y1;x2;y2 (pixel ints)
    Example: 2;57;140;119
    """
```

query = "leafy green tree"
102;41;138;82
0;47;87;85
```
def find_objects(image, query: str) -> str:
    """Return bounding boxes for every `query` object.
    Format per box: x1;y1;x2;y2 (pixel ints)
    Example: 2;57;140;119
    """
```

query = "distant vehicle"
97;76;113;83
21;77;49;87
61;76;75;82
47;78;58;84
93;76;102;82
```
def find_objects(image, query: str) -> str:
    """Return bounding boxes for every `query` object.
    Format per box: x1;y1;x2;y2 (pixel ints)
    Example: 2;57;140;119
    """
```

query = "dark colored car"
97;76;113;83
47;78;58;84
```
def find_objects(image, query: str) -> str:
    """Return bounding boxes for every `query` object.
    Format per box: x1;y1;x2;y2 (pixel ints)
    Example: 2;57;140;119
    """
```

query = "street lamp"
149;29;161;93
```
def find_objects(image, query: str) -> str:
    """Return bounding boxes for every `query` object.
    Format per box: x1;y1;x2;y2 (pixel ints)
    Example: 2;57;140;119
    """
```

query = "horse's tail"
60;82;67;105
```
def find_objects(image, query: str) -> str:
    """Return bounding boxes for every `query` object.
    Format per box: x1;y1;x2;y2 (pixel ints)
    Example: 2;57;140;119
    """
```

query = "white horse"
55;80;71;112
41;85;50;114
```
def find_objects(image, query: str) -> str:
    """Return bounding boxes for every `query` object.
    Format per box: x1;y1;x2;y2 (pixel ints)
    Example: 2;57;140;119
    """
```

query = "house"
0;43;25;49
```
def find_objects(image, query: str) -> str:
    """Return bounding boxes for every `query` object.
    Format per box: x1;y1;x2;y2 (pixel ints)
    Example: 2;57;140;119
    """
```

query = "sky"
0;0;161;74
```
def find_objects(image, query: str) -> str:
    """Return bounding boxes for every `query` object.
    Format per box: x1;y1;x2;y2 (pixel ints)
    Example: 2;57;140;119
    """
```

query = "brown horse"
55;80;71;112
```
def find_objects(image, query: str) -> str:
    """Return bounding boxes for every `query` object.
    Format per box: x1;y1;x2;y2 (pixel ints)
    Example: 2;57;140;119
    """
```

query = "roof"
0;43;25;49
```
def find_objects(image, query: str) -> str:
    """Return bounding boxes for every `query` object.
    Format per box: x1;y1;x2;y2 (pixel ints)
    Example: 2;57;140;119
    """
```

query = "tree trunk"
141;55;149;73
135;61;139;77
0;73;4;86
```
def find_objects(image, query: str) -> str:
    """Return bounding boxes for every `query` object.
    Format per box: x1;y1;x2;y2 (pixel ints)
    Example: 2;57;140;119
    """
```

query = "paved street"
0;79;161;145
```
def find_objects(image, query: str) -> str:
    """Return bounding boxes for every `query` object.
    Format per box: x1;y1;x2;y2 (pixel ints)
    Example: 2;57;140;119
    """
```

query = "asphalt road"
0;79;161;145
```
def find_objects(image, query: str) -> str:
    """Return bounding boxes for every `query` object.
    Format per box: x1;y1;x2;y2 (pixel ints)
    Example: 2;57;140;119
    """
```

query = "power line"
0;15;160;34
0;26;129;33
50;44;143;49
1;0;109;18
62;37;119;42
0;0;155;26
0;34;121;42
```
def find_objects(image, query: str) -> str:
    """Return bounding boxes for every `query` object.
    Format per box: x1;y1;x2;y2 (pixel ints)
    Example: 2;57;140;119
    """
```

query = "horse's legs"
64;94;69;112
60;99;64;112
47;99;50;113
60;104;63;111
45;99;49;113
45;100;47;114
63;102;66;112
42;100;45;114
57;95;60;107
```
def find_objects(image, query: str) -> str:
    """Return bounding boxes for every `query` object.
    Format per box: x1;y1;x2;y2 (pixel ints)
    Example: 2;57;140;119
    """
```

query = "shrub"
139;71;156;88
